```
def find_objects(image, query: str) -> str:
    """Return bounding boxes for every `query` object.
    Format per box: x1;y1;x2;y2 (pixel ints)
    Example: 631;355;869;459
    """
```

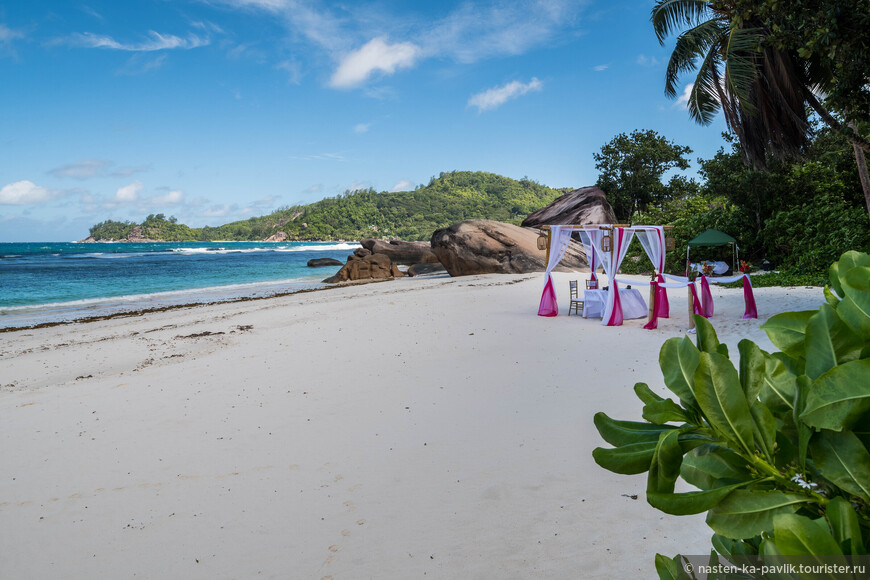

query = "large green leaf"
772;513;844;557
760;352;799;414
738;339;765;401
660;336;700;406
761;311;816;359
825;496;866;555
681;443;752;490
653;553;696;580
823;285;841;309
636;382;666;405
644;398;690;425
706;490;807;539
711;534;757;557
648;430;684;494
593;412;678;447
809;430;870;502
693;352;755;454
800;359;870;431
838;266;870;338
750;401;776;461
592;440;657;475
805;304;864;380
793;375;812;469
695;315;727;356
648;480;752;516
829;251;870;302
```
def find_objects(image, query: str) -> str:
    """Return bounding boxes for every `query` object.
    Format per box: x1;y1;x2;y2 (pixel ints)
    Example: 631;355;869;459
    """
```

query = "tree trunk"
849;121;870;219
805;92;870;156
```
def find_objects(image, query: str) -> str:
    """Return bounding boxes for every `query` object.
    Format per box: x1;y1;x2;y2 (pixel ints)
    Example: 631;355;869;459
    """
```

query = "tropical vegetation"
88;171;566;243
593;251;870;578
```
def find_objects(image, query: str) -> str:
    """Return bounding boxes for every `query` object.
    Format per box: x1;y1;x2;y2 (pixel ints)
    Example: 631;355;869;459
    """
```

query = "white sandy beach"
0;271;826;579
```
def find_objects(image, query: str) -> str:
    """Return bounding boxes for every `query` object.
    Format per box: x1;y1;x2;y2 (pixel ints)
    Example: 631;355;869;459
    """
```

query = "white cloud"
675;83;693;109
115;181;143;202
290;152;344;161
68;30;210;52
0;23;25;47
637;54;661;66
468;77;542;112
0;181;55;205
305;184;323;194
149;190;183;206
593;63;609;72
111;164;151;178
48;159;111;180
275;59;302;84
391;180;414;192
330;37;420;88
354;122;371;134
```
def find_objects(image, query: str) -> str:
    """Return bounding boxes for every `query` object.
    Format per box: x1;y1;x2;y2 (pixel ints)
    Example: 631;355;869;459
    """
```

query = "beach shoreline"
0;271;827;578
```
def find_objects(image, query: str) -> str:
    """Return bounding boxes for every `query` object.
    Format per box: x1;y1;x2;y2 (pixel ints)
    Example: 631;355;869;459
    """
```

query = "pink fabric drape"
689;283;704;316
656;274;670;318
699;275;714;318
606;229;625;326
742;275;757;319
643;281;659;330
537;276;558;316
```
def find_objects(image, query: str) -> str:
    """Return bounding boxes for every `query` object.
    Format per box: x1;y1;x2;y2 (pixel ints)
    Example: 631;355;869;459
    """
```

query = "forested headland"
87;171;566;243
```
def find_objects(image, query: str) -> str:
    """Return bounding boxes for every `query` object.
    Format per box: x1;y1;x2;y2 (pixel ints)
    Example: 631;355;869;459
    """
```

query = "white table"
582;288;648;320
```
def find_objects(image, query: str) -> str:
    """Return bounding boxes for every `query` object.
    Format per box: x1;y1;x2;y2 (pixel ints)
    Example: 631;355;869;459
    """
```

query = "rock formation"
307;258;343;267
430;220;587;276
407;263;447;277
521;186;616;228
322;253;404;283
264;231;288;242
360;238;439;265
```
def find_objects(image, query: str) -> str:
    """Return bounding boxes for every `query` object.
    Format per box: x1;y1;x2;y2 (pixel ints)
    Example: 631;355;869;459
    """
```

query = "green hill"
88;171;566;242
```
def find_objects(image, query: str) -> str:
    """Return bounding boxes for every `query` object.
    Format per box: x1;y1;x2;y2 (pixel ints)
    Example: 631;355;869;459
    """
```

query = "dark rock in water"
323;253;402;283
407;263;447;277
521;186;616;228
307;258;343;267
430;220;587;276
360;238;439;265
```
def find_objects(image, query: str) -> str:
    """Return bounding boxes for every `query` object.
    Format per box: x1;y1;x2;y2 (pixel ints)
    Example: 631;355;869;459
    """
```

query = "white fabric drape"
635;226;666;272
544;225;573;279
600;227;635;326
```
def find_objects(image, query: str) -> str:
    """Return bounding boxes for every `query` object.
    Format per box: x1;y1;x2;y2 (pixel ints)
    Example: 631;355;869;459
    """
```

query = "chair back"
569;280;578;299
586;279;598;290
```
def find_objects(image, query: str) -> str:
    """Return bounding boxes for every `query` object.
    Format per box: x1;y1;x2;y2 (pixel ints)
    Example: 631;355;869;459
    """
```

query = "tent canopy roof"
688;229;736;247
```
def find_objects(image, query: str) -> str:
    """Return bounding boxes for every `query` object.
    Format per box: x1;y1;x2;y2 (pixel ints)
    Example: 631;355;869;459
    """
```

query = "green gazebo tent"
686;229;739;274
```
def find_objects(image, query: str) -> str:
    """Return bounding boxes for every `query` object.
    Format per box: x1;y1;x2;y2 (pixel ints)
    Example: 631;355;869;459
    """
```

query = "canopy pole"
545;228;551;266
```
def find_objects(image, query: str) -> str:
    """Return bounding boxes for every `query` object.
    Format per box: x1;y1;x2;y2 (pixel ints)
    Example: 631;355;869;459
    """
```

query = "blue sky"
1;0;728;242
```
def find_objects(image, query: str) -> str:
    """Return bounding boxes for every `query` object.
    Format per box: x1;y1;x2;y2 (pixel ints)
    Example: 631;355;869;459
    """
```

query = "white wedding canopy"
537;224;757;327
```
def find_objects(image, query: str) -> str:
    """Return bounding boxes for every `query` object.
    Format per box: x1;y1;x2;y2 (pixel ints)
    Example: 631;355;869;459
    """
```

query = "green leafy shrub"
592;251;870;576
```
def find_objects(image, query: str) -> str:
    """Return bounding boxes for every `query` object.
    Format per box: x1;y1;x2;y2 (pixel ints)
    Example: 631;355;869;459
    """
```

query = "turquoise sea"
0;241;357;329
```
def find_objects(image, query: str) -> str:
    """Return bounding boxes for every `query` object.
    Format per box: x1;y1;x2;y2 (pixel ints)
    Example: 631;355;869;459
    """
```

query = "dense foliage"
594;129;693;223
622;129;870;278
87;171;564;242
593;251;870;578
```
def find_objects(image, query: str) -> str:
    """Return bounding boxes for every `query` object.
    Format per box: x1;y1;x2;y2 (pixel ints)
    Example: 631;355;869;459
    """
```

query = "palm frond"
651;0;712;45
687;46;725;125
665;18;728;98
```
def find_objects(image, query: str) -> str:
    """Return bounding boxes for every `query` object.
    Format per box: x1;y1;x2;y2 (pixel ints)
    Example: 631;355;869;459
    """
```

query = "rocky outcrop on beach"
407;263;447;277
360;238;439;265
264;231;288;242
430;220;587;276
322;253;404;283
521;186;616;228
307;258;343;267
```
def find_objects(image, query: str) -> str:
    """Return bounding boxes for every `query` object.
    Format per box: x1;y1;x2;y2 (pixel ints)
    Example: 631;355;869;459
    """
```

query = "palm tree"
652;0;870;216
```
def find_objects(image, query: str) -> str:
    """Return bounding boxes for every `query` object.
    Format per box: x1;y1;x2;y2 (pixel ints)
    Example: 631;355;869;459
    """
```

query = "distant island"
85;171;567;242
